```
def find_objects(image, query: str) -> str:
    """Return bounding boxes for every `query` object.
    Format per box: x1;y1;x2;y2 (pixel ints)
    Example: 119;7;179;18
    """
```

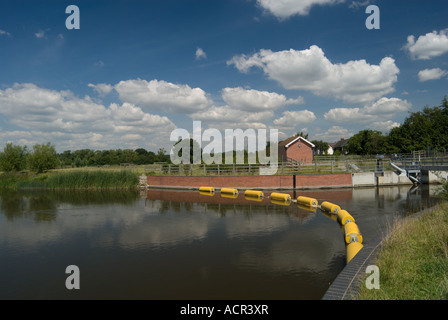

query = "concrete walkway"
321;234;384;300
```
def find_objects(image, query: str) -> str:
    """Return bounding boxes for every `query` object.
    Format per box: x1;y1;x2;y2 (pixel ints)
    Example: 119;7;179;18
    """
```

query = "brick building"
278;136;315;164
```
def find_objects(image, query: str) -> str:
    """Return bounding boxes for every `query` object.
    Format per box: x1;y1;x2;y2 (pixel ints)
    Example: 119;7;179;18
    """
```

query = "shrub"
27;143;58;173
0;143;28;172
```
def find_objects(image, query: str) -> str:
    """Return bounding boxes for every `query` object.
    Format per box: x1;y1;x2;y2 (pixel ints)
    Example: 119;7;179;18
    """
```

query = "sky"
0;0;447;153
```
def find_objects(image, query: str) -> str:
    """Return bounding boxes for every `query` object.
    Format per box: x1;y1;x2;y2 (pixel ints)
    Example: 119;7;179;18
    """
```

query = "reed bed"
1;170;139;190
45;170;139;189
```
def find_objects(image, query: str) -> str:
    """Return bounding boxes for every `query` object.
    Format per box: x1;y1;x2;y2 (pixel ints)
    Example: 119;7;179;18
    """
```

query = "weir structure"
389;155;448;185
144;156;448;190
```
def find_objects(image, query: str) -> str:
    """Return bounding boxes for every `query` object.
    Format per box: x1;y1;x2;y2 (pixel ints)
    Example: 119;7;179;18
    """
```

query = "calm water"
0;185;442;300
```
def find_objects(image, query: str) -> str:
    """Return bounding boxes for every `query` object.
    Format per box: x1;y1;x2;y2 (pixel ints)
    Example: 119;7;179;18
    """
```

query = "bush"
27;143;58;173
0;143;28;172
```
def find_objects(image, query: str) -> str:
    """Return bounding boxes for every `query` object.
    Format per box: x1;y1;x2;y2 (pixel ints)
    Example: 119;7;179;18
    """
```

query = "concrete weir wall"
147;173;353;190
146;170;448;189
421;170;448;184
351;172;413;187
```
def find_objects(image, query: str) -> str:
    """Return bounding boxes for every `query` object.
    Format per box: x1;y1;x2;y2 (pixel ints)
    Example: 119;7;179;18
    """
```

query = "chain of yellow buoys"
198;186;363;264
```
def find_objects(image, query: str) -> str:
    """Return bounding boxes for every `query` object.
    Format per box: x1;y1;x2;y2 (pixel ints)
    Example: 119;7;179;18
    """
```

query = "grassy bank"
1;169;140;190
355;202;448;300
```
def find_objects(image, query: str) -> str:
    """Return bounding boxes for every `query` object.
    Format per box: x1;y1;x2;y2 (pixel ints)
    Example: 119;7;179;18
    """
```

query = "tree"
311;140;329;155
135;148;156;164
0;143;28;172
121;149;138;164
27;142;59;173
295;131;309;139
346;130;387;155
155;148;170;163
387;97;448;153
59;150;73;167
72;149;95;166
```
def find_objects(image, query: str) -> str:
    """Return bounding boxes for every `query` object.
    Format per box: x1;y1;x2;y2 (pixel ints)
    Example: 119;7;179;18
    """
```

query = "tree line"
0;143;170;173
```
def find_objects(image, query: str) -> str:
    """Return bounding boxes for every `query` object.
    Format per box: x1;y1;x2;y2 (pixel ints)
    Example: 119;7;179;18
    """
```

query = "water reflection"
0;189;140;221
0;184;442;300
0;190;57;222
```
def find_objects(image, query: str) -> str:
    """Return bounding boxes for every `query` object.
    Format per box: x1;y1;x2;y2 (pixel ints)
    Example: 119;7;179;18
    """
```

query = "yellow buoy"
199;186;215;194
320;201;341;214
245;195;263;202
297;204;317;213
346;242;364;264
221;193;238;199
337;210;355;226
344;221;363;244
270;192;291;202
199;191;215;196
321;210;337;221
271;198;291;206
244;190;264;200
296;196;318;207
221;188;239;197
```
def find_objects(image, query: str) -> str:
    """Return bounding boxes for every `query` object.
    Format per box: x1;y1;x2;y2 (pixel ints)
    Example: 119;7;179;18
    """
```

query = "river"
0;185;442;300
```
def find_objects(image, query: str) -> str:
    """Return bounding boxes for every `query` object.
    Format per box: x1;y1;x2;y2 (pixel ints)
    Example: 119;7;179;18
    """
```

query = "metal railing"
144;159;395;176
392;156;448;170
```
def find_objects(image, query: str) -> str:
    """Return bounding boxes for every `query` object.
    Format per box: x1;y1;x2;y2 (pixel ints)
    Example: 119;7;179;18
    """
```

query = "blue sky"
0;0;447;153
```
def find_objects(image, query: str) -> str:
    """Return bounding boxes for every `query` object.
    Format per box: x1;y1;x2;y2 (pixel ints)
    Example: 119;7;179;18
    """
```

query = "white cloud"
369;120;400;132
114;79;211;113
88;83;114;96
404;29;448;60
348;1;370;9
94;60;105;67
195;47;207;60
190;105;273;130
256;0;346;19
0;83;177;152
418;68;448;82
0;29;12;37
273;110;316;127
190;87;306;131
109;102;174;131
228;45;399;104
35;30;46;38
324;97;412;123
221;87;304;111
314;126;354;143
363;97;411;115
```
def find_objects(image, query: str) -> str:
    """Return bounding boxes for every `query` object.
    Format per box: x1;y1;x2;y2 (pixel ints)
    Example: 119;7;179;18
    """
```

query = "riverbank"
0;170;139;190
354;201;448;300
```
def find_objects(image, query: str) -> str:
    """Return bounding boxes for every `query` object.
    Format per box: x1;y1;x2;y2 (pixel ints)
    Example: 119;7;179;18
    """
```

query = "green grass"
355;202;448;300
